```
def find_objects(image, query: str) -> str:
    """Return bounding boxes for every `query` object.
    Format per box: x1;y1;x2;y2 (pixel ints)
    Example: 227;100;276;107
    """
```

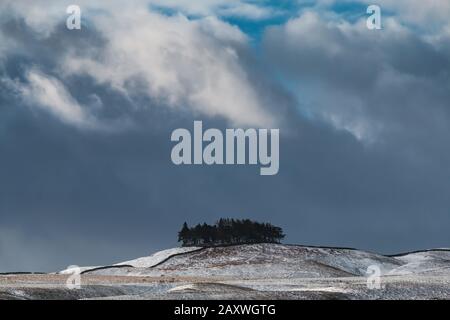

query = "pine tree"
178;219;285;247
178;222;190;246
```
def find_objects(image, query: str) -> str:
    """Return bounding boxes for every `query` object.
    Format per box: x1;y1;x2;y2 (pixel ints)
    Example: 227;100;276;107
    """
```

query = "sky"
1;0;450;272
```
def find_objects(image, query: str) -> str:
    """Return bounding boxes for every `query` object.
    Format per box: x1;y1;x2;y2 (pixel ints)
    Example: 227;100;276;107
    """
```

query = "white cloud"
16;69;98;129
0;0;277;41
310;0;450;33
264;10;450;142
62;10;275;127
216;3;276;20
0;1;276;128
150;0;277;20
0;0;70;37
358;0;450;29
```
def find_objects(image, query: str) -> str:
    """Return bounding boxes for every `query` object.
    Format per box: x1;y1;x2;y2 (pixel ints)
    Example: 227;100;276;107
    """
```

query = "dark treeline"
178;218;285;247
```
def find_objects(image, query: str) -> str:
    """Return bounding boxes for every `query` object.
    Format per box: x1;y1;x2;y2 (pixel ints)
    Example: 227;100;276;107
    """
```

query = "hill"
3;244;449;300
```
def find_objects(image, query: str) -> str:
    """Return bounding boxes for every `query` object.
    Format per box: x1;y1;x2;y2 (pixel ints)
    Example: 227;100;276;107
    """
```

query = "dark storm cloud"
0;3;450;272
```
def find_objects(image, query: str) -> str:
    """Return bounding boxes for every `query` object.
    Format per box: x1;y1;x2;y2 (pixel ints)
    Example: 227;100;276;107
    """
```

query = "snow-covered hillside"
76;244;450;279
114;247;202;268
7;244;450;300
387;250;450;276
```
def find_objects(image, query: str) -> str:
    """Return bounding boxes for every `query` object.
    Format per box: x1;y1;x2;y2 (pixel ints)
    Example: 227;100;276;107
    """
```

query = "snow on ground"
289;287;351;293
62;244;450;283
86;244;403;279
168;283;254;293
114;247;201;268
58;266;101;275
387;250;450;276
57;247;201;274
7;245;450;300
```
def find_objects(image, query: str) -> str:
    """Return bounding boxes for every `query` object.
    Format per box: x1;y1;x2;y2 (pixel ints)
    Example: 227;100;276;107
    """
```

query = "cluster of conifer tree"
178;218;285;246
